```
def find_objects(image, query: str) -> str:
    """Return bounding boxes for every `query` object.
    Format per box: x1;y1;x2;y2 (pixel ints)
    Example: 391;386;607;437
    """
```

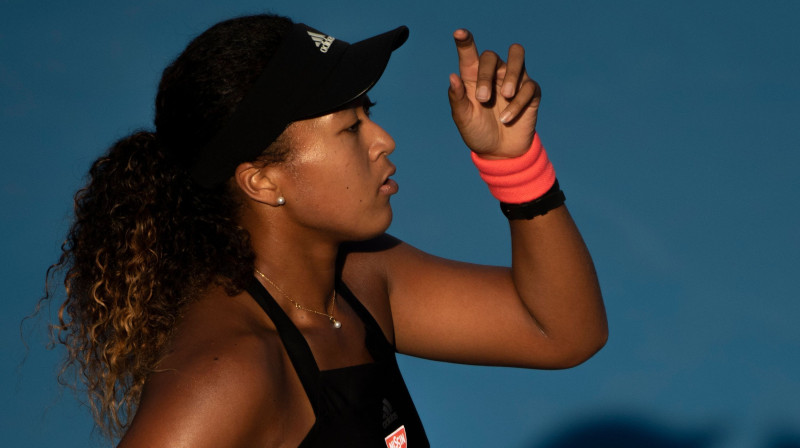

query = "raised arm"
343;30;607;369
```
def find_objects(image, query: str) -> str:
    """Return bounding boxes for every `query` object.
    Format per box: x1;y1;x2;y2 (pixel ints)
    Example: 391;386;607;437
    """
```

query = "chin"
348;208;393;242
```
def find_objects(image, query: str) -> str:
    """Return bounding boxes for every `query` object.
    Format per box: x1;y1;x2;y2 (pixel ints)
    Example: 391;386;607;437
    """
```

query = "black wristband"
500;180;565;220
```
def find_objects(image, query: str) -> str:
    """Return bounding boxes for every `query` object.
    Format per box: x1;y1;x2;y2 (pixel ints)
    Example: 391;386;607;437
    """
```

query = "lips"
380;177;399;195
379;166;398;195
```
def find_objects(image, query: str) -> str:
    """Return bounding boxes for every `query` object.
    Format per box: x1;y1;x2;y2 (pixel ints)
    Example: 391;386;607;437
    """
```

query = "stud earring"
276;196;286;205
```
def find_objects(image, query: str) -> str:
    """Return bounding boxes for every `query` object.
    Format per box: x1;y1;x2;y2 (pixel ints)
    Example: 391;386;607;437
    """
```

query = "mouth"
380;178;399;195
379;167;399;195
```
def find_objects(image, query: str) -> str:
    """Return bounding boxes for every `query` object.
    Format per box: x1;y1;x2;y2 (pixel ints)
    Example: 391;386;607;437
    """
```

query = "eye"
346;119;363;133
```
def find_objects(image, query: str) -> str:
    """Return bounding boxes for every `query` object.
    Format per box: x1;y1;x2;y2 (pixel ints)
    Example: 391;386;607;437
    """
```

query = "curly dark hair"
41;13;294;439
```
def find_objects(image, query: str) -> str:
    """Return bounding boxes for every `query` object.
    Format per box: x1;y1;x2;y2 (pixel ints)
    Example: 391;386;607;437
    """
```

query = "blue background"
3;1;799;446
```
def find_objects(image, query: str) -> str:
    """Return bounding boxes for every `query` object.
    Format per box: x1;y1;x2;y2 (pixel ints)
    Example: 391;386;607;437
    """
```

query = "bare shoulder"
338;233;408;341
339;233;456;291
119;285;306;447
339;234;450;345
340;233;444;268
339;233;402;277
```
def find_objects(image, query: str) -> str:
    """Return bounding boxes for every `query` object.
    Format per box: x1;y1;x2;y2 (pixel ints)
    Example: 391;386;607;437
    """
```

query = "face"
275;97;398;242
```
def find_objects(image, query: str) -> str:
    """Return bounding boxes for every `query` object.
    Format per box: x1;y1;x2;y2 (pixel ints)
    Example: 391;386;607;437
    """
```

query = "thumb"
447;73;471;125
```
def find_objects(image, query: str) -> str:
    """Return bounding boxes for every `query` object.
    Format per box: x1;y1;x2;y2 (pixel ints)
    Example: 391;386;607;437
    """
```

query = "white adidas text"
307;31;335;53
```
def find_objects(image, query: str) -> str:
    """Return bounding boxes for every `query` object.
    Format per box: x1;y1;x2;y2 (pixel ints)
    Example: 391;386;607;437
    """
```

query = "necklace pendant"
254;269;340;329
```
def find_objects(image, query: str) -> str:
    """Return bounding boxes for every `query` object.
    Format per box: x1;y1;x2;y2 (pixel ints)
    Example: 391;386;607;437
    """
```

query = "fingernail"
476;86;489;101
499;111;512;123
502;83;514;98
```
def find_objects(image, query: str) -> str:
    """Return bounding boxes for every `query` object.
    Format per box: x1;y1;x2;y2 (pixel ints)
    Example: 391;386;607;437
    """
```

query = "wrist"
470;133;556;203
499;179;565;220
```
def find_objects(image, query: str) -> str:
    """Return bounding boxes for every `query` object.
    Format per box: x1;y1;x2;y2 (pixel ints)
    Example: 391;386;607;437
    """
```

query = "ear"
233;161;285;206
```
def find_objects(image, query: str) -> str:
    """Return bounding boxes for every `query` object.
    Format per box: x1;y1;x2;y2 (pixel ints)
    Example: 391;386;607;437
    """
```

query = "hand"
448;29;541;158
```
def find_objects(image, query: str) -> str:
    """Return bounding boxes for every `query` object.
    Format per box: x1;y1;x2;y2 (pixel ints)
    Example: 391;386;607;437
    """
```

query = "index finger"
453;29;479;78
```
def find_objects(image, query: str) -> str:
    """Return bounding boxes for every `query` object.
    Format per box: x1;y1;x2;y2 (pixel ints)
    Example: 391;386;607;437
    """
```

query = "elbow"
558;325;609;369
576;326;609;366
556;294;609;368
541;324;608;370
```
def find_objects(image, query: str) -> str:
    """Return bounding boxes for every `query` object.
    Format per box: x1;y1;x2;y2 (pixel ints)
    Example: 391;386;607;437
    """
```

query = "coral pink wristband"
470;133;556;203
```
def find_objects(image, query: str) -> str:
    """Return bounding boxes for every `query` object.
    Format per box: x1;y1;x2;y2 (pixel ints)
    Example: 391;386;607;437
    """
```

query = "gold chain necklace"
254;268;342;329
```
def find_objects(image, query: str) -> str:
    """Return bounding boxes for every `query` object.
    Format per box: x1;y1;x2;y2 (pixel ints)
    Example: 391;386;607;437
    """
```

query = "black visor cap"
190;23;409;188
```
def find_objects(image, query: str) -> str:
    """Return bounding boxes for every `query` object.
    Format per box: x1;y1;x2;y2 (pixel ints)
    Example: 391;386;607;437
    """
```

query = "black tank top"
246;277;429;448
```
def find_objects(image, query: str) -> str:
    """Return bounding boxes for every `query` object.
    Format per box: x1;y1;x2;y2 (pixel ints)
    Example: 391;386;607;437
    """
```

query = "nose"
367;120;396;161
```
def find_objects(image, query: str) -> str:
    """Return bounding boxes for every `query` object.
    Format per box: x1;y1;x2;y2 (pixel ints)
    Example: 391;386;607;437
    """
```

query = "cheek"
288;158;365;211
288;164;392;239
297;151;368;198
283;134;374;210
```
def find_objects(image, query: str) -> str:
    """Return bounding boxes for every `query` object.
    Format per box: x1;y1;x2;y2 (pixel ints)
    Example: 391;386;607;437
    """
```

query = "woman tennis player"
45;13;607;447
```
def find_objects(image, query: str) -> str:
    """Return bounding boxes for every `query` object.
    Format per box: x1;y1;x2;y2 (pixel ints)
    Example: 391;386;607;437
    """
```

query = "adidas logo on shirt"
307;30;335;53
382;398;399;429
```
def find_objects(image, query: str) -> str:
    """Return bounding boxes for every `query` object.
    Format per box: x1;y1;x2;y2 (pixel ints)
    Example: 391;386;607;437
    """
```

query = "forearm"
509;204;607;366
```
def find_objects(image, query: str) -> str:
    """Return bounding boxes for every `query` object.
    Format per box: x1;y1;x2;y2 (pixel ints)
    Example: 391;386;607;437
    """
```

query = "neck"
243;207;341;312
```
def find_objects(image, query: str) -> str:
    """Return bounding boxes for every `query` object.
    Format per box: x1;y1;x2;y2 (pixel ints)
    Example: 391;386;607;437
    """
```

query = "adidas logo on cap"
307;30;336;53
